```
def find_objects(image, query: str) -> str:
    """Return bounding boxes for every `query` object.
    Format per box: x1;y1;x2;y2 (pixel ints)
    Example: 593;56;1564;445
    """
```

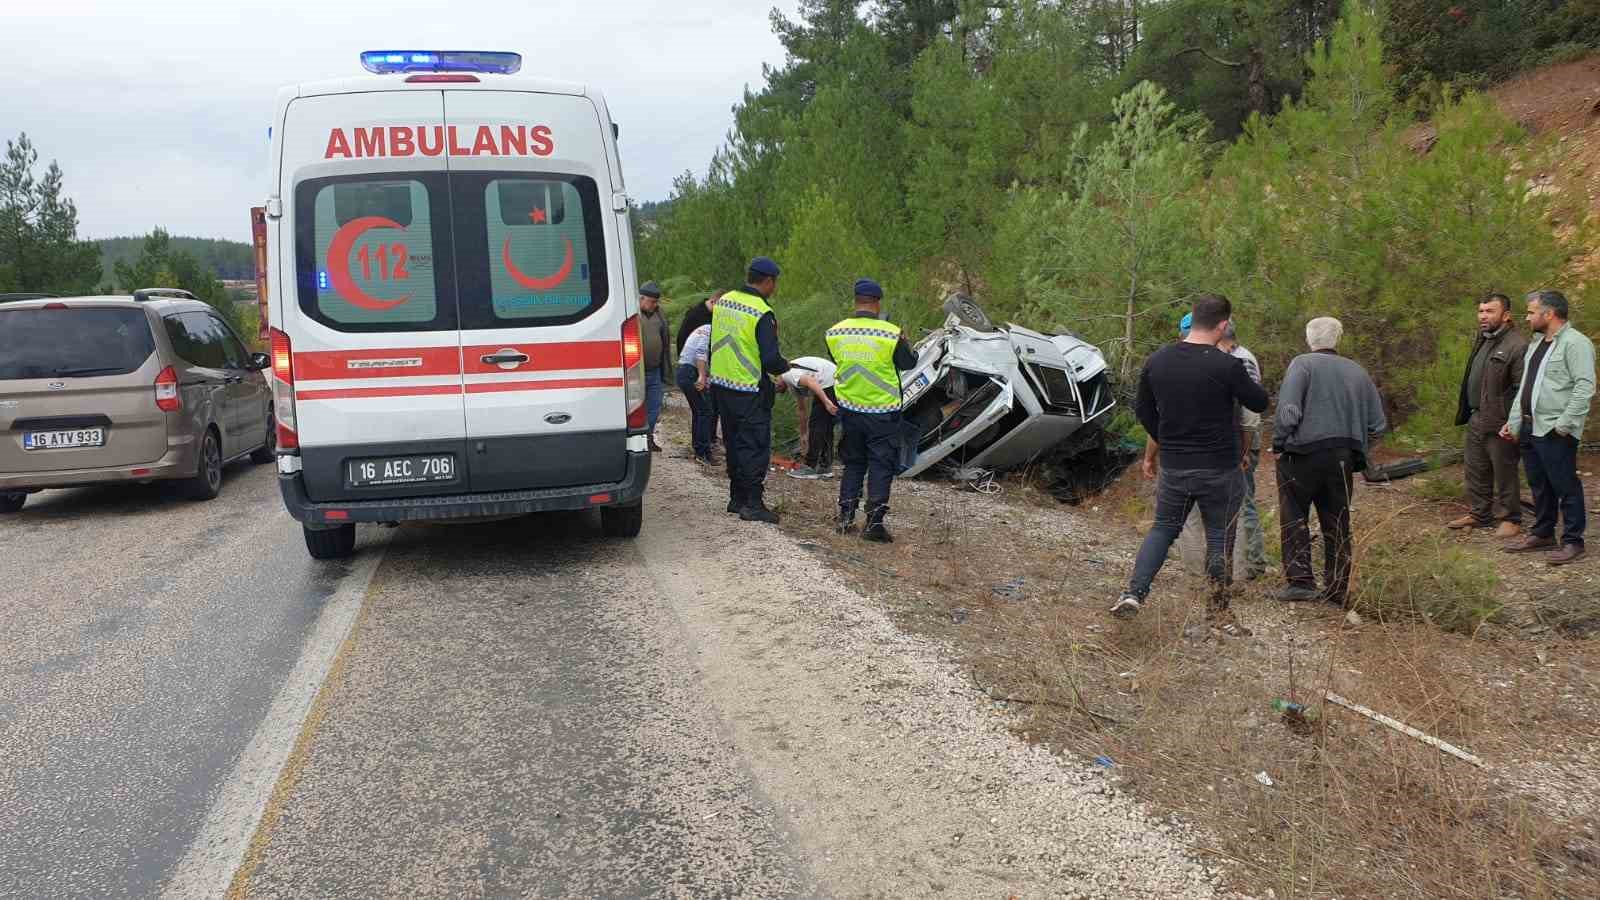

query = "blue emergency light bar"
360;50;522;75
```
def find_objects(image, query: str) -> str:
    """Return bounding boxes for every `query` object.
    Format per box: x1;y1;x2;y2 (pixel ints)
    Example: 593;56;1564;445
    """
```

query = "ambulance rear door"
443;90;629;493
280;90;469;503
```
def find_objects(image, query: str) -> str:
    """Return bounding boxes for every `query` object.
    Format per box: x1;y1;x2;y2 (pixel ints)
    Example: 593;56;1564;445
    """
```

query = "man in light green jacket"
1500;290;1595;565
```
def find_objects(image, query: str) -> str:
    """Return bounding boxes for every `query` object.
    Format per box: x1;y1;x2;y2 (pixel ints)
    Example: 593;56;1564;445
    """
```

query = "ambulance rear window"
294;173;457;333
451;174;608;330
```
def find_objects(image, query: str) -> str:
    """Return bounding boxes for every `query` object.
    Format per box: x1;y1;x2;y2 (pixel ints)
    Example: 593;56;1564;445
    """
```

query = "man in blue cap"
708;256;790;523
825;278;918;542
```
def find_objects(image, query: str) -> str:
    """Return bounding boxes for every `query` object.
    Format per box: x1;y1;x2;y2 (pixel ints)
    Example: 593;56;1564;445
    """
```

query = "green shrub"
1409;474;1466;503
1352;533;1501;633
1540;41;1599;67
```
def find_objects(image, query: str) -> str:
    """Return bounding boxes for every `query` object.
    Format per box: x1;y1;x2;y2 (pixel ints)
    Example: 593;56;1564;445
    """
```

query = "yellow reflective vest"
708;289;771;392
825;316;903;413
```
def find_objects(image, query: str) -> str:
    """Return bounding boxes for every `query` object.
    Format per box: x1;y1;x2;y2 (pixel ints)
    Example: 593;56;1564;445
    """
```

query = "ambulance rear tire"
600;502;642;538
304;523;357;560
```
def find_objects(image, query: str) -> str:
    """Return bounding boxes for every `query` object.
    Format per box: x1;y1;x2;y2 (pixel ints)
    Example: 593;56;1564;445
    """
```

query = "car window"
163;312;229;368
452;173;609;330
294;173;456;333
0;307;156;380
209;315;249;367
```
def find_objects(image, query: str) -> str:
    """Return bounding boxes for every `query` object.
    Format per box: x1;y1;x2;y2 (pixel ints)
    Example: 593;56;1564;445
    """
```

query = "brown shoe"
1494;521;1522;539
1447;515;1486;530
1504;534;1558;553
1549;544;1587;566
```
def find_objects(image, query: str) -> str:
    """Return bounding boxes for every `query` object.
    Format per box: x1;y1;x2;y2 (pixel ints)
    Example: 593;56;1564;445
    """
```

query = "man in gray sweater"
1273;317;1387;607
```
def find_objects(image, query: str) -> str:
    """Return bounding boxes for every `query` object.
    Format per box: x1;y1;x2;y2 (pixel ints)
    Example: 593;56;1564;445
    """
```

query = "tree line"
1;132;255;342
636;0;1597;446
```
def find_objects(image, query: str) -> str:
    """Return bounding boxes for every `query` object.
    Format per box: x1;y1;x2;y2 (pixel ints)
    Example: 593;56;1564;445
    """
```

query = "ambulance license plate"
23;428;105;450
345;454;456;488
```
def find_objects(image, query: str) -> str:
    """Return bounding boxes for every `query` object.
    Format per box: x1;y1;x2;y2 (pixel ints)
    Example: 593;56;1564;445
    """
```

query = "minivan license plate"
23;428;105;450
346;454;456;488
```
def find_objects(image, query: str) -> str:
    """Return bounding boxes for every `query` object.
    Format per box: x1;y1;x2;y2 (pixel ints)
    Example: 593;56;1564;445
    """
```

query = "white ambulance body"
266;52;650;559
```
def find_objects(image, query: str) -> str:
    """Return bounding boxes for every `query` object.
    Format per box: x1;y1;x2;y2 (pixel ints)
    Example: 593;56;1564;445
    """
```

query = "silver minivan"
0;291;274;511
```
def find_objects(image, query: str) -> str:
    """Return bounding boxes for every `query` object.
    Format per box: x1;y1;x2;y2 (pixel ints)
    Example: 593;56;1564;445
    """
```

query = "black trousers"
805;387;838;470
712;385;772;504
838;409;901;508
1277;448;1356;600
1522;430;1586;547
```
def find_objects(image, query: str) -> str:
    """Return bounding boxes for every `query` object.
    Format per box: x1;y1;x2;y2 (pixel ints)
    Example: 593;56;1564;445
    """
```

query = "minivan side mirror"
250;352;271;371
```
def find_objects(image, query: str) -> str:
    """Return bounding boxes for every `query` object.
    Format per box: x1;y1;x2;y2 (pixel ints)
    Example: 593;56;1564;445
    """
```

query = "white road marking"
160;536;390;900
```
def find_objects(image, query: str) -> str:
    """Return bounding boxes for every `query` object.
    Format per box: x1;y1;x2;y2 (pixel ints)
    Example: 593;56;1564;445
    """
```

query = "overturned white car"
898;295;1116;478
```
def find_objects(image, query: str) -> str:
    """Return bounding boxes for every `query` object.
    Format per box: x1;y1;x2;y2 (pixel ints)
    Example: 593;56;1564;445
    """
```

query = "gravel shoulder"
644;409;1229;898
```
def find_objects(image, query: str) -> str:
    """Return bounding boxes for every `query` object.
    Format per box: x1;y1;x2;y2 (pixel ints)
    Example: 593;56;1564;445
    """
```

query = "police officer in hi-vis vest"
709;256;790;524
825;279;918;542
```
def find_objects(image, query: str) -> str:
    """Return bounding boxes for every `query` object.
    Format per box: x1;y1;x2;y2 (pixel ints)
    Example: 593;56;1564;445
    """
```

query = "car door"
162;312;232;452
443;91;628;493
210;312;268;453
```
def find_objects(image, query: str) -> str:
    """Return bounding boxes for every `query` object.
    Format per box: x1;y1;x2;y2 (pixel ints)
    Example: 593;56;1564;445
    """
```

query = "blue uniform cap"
853;278;883;300
1179;312;1192;335
748;256;781;278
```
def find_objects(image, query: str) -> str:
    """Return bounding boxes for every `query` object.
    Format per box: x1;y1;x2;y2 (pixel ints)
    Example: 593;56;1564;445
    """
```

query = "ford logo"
543;413;572;425
47;381;66;390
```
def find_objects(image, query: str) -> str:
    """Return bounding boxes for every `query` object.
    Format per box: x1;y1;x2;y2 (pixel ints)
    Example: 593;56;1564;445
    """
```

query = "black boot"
835;501;859;534
727;486;746;515
862;502;892;543
740;487;780;524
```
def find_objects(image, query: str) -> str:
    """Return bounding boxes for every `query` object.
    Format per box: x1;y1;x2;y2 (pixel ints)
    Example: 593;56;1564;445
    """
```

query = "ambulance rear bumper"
278;450;651;526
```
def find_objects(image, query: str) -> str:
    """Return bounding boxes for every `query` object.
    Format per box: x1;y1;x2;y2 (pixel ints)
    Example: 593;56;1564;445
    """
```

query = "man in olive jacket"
1449;293;1529;537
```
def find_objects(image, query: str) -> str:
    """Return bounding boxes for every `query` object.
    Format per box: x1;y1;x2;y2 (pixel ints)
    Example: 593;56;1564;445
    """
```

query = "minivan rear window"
0;307;155;380
295;173;457;333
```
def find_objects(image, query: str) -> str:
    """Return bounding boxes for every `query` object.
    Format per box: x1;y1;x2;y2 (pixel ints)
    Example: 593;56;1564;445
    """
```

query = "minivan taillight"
269;327;299;451
154;366;181;412
621;314;646;431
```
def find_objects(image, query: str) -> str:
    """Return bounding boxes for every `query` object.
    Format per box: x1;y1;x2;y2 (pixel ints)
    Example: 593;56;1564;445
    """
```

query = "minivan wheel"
250;411;276;464
0;492;25;514
303;524;357;560
183;429;224;501
600;501;643;538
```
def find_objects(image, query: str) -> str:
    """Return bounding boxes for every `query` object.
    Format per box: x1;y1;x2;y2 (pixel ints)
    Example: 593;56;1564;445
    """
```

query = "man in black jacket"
1449;293;1527;537
1110;294;1269;635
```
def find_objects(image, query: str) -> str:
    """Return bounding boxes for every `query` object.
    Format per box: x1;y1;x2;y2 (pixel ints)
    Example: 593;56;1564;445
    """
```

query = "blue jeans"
1127;466;1244;600
675;364;714;458
1522;431;1586;547
645;369;665;435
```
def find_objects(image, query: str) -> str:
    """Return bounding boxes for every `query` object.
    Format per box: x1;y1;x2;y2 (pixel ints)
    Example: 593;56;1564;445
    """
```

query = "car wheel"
942;293;997;332
0;492;25;514
250;411;276;464
183;428;223;501
303;523;357;559
600;501;643;538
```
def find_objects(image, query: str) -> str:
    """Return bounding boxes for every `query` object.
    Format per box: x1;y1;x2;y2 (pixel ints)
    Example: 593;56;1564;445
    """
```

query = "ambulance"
265;51;650;559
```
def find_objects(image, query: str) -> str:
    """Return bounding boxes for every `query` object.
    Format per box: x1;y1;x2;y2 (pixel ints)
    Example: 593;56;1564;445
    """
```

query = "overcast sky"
0;0;797;243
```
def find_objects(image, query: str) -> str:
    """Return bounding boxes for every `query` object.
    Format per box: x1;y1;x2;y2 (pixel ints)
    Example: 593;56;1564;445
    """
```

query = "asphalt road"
0;462;802;899
0;441;1222;899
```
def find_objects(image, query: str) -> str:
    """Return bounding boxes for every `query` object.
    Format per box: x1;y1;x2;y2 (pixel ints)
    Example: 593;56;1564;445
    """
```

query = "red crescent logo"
502;237;574;291
327;216;411;311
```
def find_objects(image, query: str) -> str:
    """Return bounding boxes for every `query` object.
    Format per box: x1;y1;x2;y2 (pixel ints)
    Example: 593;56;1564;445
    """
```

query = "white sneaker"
1109;592;1143;619
786;466;824;480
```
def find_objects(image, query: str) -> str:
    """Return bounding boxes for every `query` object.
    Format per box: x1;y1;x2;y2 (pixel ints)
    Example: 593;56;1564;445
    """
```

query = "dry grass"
729;447;1600;898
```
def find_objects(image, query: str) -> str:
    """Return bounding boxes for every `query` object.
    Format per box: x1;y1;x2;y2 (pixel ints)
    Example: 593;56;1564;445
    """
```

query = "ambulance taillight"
269;327;299;451
621;315;646;431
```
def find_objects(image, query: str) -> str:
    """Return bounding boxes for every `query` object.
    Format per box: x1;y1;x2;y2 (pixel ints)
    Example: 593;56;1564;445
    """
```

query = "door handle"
480;352;529;366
